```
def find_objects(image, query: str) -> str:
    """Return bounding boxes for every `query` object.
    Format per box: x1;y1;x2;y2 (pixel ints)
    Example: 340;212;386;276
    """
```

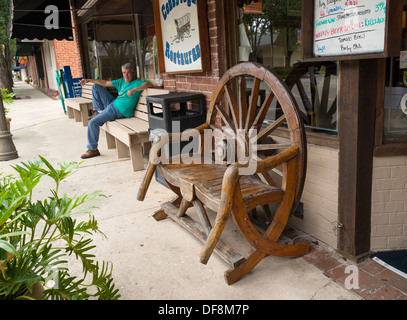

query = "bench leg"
116;139;129;159
67;107;74;119
80;105;90;126
73;109;82;122
130;142;145;171
105;132;116;149
143;141;152;155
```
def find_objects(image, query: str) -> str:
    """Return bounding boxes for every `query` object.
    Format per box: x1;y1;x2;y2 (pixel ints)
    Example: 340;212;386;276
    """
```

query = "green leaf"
0;239;19;257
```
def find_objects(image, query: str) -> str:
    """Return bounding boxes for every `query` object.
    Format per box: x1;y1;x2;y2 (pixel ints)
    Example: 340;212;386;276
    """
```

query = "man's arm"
127;82;153;97
80;78;113;87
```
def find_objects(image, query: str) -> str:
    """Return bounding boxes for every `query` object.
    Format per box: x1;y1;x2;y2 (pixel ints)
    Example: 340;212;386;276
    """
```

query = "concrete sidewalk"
1;81;360;300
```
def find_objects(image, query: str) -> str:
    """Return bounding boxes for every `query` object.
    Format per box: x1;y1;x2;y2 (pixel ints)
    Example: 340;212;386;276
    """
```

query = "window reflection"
81;2;161;86
383;0;407;142
240;0;338;135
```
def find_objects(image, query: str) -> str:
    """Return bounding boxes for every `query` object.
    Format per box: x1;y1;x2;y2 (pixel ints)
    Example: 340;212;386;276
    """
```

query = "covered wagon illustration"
174;13;191;41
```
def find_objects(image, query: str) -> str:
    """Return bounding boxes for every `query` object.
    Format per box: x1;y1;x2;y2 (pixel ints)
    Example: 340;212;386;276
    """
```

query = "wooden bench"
65;83;94;126
137;63;309;284
101;88;170;171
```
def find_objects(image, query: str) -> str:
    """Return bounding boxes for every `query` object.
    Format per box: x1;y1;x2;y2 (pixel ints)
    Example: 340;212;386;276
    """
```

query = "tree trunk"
0;42;14;93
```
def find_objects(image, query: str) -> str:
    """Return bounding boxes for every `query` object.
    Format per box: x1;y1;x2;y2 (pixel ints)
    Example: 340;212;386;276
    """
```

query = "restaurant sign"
154;0;209;74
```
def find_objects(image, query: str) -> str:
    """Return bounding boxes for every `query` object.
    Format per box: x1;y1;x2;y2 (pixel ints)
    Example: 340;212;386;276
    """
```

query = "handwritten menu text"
313;0;387;57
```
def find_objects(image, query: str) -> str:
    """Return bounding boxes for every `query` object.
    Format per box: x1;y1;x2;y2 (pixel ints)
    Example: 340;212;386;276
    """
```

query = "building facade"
69;0;407;261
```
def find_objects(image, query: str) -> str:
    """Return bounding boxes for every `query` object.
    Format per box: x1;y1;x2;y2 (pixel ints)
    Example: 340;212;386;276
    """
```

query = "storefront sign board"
153;0;210;74
302;0;402;61
314;1;386;57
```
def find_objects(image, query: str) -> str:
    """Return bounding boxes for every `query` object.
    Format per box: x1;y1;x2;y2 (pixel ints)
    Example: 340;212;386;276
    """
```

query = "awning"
15;41;42;56
11;0;73;40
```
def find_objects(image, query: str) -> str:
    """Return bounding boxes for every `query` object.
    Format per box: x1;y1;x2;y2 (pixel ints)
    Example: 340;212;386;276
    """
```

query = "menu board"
313;1;387;57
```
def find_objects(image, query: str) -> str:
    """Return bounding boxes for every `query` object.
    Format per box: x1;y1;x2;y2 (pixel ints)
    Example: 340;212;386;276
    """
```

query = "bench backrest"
82;84;169;121
134;88;170;121
81;83;118;100
81;83;93;99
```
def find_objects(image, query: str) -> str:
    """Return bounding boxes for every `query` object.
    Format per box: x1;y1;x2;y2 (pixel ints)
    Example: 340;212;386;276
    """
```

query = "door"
43;40;58;90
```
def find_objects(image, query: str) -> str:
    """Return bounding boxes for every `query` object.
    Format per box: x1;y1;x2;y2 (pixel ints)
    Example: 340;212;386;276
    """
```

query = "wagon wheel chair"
137;62;309;284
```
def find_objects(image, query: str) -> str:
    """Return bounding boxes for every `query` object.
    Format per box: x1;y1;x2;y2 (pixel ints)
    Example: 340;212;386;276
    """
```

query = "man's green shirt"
111;78;145;118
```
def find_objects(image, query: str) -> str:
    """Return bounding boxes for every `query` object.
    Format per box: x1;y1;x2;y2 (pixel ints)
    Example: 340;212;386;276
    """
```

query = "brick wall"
371;156;407;250
289;144;339;248
53;9;83;79
162;0;219;105
53;40;83;79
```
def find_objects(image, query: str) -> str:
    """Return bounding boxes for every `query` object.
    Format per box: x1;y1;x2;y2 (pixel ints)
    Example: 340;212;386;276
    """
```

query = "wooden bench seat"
65;83;94;126
65;83;118;126
101;88;170;171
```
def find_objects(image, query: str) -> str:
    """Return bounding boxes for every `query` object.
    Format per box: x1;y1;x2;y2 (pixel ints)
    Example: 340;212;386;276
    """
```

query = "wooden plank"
134;110;149;122
161;201;246;269
102;121;133;146
65;97;91;110
115;118;149;133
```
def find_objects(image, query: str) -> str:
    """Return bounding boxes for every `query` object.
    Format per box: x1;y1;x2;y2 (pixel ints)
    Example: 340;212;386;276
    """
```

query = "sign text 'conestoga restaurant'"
159;0;202;73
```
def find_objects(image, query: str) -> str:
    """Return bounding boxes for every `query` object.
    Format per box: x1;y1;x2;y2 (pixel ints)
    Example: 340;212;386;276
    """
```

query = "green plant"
0;156;120;300
1;88;14;116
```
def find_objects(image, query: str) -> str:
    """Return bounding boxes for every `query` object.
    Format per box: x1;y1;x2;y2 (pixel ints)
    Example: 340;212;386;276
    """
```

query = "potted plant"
0;156;120;300
1;88;14;131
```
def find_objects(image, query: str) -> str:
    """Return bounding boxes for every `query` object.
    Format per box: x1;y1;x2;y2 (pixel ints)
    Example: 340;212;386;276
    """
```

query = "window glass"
383;1;407;142
81;1;161;85
84;16;136;80
239;0;338;135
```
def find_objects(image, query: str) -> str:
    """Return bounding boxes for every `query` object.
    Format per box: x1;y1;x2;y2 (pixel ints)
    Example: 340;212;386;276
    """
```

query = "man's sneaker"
81;149;100;159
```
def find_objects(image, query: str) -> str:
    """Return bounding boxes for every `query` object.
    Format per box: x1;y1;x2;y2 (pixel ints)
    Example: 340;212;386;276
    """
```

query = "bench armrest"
255;145;299;174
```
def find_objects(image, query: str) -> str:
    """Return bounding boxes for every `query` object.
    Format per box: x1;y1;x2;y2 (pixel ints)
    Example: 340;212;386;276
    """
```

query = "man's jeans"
87;84;124;150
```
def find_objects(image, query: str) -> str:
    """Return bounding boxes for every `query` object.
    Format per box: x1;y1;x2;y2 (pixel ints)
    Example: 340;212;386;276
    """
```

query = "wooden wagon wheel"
200;62;308;283
282;61;338;130
137;62;309;284
207;62;307;216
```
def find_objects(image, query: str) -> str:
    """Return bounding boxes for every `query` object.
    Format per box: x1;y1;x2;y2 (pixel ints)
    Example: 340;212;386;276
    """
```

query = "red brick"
360;260;387;275
346;270;385;298
364;285;404;300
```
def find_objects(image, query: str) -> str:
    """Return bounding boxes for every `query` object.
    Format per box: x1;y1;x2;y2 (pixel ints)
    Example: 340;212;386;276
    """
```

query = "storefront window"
81;1;161;85
239;0;338;135
383;1;407;143
384;58;407;142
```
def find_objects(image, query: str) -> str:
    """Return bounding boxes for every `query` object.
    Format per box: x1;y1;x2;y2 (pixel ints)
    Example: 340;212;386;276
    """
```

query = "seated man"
79;63;151;159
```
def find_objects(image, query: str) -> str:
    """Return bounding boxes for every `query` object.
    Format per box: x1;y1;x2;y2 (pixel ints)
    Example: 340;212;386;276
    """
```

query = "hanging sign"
301;0;401;61
153;0;210;74
313;1;387;57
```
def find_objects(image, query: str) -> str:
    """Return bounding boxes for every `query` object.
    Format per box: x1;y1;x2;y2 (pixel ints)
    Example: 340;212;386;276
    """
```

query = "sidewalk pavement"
1;81;361;300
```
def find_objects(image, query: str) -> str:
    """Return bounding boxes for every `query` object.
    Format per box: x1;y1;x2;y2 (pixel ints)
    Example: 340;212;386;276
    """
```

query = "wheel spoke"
257;115;286;142
245;77;261;132
224;84;239;130
252;90;274;131
215;104;235;130
238;76;248;129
